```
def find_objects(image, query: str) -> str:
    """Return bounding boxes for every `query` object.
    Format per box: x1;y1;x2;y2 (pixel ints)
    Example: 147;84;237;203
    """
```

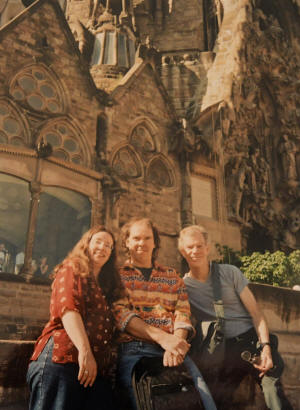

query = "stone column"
22;181;41;282
90;181;105;226
180;152;193;227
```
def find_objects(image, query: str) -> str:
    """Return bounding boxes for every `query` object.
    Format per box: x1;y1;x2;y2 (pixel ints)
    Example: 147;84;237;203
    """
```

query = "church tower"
65;0;137;91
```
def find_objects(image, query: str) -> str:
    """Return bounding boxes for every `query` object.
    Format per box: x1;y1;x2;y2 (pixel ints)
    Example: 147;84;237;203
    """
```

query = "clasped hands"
159;333;190;367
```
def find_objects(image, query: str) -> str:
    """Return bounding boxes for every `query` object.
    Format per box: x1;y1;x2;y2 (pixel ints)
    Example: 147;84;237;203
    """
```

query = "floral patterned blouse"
30;261;115;376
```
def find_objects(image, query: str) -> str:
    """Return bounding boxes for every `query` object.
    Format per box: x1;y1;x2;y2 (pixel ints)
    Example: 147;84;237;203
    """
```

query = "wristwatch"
259;342;271;350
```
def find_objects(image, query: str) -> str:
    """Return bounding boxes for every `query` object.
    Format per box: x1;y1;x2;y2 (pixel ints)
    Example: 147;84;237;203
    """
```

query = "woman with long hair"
27;225;124;410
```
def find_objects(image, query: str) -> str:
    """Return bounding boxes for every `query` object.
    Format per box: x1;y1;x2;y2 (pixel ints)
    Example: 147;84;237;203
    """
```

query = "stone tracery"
9;64;66;115
37;119;90;166
0;98;29;147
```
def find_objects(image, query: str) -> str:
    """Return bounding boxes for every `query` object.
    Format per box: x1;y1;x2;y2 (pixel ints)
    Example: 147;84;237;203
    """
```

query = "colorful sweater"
112;262;195;343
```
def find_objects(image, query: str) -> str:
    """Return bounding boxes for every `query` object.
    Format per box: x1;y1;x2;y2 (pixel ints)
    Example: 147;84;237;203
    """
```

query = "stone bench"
0;340;34;409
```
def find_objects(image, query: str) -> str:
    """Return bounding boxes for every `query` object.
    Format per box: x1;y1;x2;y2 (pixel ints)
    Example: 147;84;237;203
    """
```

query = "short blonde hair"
178;225;208;253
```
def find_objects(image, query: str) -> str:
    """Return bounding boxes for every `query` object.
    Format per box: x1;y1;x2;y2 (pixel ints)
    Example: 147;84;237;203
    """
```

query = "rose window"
9;66;64;114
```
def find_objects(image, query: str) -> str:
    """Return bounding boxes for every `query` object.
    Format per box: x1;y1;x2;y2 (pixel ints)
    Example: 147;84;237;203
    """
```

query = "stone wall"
191;0;300;252
1;279;300;408
249;284;300;410
0;280;50;341
0;280;50;406
0;0;103;160
105;63;183;269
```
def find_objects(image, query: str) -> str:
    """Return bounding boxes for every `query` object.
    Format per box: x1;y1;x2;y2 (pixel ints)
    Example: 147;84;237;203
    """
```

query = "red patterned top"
30;261;115;376
112;262;195;343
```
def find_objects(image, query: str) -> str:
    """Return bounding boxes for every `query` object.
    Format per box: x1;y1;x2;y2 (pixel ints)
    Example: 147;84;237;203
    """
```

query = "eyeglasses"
95;240;113;250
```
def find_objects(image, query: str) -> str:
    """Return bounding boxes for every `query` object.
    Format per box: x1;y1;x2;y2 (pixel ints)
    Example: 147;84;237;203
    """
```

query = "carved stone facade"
0;0;299;264
0;0;300;407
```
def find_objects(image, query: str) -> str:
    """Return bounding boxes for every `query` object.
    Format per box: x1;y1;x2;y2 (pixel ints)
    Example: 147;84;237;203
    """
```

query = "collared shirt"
30;261;115;376
112;261;195;343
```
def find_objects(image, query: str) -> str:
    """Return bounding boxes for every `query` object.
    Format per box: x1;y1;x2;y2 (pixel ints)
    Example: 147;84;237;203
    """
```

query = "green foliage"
215;245;300;288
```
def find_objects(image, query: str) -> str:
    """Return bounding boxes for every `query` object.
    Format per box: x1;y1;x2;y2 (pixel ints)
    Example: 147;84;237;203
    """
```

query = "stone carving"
112;145;142;179
248;147;270;197
226;154;249;222
282;207;300;249
278;134;298;184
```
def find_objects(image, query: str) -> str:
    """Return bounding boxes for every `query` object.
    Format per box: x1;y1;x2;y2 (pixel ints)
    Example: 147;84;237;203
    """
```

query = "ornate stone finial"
120;0;131;24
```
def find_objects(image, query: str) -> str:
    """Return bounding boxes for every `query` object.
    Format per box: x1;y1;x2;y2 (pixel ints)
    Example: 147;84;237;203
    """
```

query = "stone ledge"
0;340;34;406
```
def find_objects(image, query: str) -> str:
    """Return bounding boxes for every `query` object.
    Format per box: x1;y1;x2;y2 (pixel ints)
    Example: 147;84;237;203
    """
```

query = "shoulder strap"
210;262;225;324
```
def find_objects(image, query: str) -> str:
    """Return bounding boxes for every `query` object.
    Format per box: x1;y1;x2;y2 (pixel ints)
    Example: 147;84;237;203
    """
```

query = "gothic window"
146;157;174;188
9;65;65;114
112;145;142;179
91;30;135;68
103;31;116;65
38;120;89;166
91;32;104;65
0;173;30;274
128;38;135;67
130;124;156;162
0;99;28;147
118;33;129;67
33;187;91;275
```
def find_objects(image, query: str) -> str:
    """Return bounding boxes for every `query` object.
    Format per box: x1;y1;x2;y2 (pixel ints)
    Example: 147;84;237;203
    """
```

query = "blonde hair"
178;225;208;252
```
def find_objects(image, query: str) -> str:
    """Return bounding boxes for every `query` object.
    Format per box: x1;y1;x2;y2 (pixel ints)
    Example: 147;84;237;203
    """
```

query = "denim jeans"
117;341;216;410
27;337;116;410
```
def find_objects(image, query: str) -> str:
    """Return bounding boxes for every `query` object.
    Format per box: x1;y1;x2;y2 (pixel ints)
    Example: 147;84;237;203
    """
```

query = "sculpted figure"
227;155;248;221
283;208;300;249
257;154;270;196
279;134;298;182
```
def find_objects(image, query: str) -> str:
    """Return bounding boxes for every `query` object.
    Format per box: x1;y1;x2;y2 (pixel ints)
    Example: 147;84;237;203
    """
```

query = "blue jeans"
27;337;116;410
117;341;216;410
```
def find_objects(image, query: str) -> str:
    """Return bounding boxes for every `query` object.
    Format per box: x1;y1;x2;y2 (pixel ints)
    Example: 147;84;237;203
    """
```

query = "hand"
163;350;184;367
253;345;273;377
78;348;97;387
158;333;190;358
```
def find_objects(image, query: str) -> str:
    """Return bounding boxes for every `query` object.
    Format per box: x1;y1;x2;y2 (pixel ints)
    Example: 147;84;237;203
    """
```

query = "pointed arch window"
112;145;142;179
9;65;65;114
38;120;90;166
0;99;29;147
146;157;174;188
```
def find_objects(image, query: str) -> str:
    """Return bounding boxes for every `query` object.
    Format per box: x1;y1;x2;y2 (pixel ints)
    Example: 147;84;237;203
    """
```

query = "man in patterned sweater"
113;218;194;409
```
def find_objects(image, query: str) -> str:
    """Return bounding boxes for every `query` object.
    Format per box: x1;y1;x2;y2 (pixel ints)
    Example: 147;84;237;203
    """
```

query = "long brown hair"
53;225;124;305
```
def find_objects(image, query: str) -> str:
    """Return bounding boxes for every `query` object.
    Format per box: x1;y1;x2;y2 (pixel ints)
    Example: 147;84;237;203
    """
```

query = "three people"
27;226;124;410
179;224;287;410
27;220;287;410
